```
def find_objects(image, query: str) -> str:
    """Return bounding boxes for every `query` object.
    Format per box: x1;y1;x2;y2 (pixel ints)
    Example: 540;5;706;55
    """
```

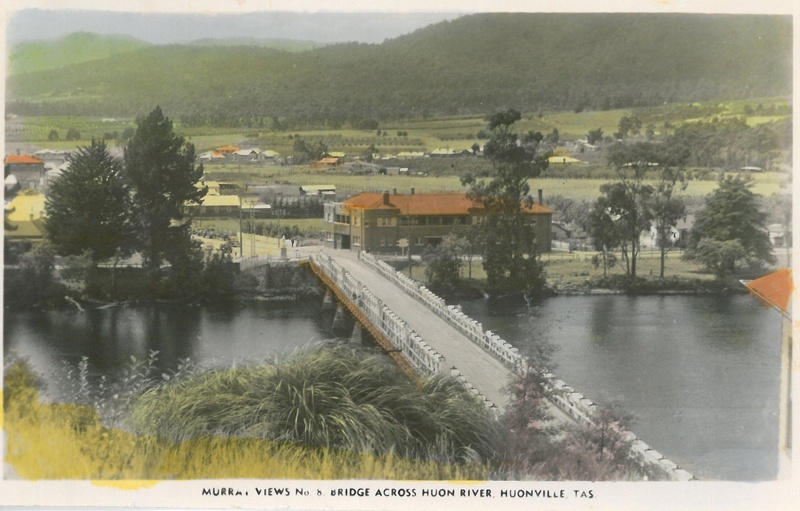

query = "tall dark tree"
461;109;550;293
45;138;133;263
124;106;205;276
685;176;775;276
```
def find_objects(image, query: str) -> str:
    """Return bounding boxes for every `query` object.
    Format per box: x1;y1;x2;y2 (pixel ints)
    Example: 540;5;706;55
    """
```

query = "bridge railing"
312;253;447;377
355;251;693;480
359;251;524;368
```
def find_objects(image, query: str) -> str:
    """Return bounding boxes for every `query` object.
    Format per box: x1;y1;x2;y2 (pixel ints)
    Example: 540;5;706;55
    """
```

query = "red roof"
215;145;241;153
745;268;793;314
4;154;43;164
342;192;554;216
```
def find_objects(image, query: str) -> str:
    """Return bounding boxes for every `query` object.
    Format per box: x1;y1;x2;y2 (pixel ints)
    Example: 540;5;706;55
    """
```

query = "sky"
6;9;464;45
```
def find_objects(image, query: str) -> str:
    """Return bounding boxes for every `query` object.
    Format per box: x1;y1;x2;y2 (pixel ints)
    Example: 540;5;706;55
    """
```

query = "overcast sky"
7;9;464;45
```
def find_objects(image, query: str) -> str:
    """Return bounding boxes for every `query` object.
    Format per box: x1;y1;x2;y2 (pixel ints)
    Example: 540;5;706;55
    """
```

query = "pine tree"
685;176;775;277
124;106;205;274
45;138;132;262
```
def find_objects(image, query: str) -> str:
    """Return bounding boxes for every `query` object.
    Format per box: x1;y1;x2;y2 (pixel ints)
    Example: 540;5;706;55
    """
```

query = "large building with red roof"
4;154;45;190
324;190;553;255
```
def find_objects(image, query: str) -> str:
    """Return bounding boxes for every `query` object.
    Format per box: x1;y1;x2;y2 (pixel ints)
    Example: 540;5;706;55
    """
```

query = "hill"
186;37;322;51
8;32;151;76
6;13;792;124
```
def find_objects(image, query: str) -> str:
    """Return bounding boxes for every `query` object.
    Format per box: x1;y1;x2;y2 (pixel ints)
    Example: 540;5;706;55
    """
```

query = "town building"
324;190;553;255
4;190;47;244
744;269;793;480
4;154;45;190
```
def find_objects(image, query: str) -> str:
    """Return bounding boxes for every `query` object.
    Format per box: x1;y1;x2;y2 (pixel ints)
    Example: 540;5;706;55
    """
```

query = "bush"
131;345;501;463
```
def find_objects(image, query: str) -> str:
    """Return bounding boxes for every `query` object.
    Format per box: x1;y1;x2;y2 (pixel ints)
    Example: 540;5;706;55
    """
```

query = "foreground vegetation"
4;345;663;481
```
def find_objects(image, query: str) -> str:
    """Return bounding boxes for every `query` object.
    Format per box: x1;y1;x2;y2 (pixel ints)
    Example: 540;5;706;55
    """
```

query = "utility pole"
239;194;243;258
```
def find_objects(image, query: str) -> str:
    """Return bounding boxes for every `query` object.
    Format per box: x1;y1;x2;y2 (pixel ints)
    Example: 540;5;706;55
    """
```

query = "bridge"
249;246;693;480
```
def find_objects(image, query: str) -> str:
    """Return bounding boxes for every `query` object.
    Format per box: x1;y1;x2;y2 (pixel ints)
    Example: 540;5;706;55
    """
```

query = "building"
4;190;47;243
324;190;553;255
311;157;340;170
215;145;241;155
743;269;793;479
4;154;45;190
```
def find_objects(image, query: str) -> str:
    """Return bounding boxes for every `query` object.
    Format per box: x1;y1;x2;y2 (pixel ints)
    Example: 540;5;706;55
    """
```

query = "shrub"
130;345;501;463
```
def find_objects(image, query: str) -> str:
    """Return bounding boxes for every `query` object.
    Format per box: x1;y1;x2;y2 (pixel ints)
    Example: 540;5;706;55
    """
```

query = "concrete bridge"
248;247;693;481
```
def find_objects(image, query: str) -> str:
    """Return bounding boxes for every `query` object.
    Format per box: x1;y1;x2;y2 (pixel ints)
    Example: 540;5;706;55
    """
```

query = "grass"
411;250;716;292
3;350;495;480
130;346;501;462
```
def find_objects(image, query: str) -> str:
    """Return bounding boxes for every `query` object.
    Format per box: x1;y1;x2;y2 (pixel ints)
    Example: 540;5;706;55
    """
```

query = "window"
415;237;424;246
353;216;360;227
325;232;334;241
353;236;361;246
380;237;386;246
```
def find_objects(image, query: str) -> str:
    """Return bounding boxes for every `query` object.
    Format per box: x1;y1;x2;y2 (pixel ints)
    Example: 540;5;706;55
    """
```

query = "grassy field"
412;250;717;291
201;161;786;201
11;95;789;155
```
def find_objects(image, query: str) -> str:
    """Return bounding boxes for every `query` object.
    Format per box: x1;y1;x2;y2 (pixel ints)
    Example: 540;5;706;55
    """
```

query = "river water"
460;294;781;481
3;294;780;481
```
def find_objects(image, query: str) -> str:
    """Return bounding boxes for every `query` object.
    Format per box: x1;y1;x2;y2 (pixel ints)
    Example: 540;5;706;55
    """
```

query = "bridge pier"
351;323;363;344
332;304;354;337
321;290;335;311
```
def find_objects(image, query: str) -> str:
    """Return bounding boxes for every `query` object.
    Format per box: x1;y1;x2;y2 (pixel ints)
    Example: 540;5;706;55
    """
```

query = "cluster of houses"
197;145;281;163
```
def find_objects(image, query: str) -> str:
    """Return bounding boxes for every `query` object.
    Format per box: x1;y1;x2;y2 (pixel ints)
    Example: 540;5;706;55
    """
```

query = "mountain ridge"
6;14;792;122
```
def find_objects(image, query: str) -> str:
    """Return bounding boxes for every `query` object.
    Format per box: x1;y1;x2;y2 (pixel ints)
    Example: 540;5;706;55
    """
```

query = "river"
3;293;780;481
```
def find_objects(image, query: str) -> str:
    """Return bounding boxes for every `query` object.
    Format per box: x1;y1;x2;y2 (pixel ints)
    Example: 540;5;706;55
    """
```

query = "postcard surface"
1;1;798;510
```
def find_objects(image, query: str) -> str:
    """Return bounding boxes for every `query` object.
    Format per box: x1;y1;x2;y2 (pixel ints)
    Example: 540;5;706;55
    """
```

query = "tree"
45;139;133;263
685;176;775;276
597;143;662;277
361;142;377;163
586;128;603;145
124;107;205;278
617;115;642;138
461;109;549;293
65;128;81;141
421;236;463;292
48;129;59;142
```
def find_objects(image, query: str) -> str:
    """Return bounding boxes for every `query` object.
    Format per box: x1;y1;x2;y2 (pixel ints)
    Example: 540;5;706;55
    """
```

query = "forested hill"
8;32;152;75
7;13;792;124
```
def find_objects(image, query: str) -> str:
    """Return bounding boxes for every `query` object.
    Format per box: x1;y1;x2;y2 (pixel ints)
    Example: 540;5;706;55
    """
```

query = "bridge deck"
324;249;513;408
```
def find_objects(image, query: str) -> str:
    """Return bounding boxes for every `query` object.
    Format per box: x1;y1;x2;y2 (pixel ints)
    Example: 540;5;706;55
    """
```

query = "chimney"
538;189;543;205
383;190;390;205
393;188;397;195
410;187;415;195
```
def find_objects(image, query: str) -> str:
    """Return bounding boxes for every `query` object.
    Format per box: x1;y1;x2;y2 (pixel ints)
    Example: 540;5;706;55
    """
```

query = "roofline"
740;278;792;319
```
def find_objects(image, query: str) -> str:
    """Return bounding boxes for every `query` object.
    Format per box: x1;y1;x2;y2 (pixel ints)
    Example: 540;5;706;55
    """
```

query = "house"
311;157;340;170
262;150;280;160
232;148;263;161
396;151;425;159
184;194;241;217
4;190;47;243
428;147;459;157
300;184;336;196
4;154;45;190
548;155;584;165
324;190;553;255
197;151;226;162
215;145;241;156
743;269;793;479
